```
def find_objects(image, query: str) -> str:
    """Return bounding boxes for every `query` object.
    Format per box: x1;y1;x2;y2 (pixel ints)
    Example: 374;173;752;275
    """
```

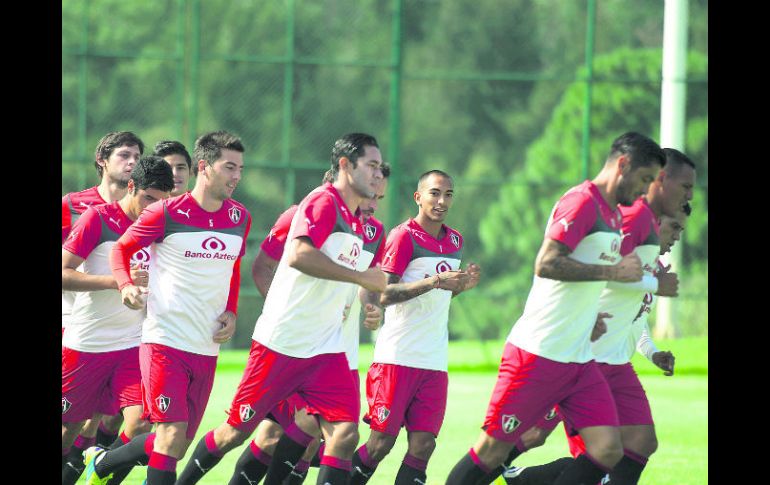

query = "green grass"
94;337;707;484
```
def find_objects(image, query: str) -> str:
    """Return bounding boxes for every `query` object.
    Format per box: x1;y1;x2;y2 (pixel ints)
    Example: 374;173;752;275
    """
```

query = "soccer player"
61;156;174;484
175;132;387;485
153;140;193;197
445;131;665;485
348;170;480;485
61;131;144;481
83;130;251;485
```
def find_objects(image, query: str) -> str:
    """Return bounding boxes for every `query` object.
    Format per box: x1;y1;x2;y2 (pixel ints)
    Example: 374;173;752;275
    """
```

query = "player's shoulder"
387;219;413;239
443;224;464;247
65;186;103;211
620;197;652;223
559;181;597;207
224;197;251;222
365;215;385;232
275;204;299;224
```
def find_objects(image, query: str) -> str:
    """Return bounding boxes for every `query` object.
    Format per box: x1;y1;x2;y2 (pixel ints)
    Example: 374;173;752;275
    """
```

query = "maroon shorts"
139;343;217;439
598;362;654;426
226;341;359;434
483;343;619;442
269;369;360;428
62;346;142;423
363;363;448;437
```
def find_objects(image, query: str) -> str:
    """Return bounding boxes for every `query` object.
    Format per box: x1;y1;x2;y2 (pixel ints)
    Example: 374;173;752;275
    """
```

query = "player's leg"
476;422;558;485
284;436;323;484
227;418;286;485
263;406;321;484
97;413;124;448
317;419;360;484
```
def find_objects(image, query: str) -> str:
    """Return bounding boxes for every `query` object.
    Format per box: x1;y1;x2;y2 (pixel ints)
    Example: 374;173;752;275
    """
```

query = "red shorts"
226;341;359;434
533;405;562;432
363;363;448;437
139;343;217;439
483;343;619;442
62;346;142;423
269;369;360;428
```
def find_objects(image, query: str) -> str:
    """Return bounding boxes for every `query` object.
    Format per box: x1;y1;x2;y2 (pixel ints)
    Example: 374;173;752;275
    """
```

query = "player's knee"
215;424;251;453
475;435;513;468
407;435;436;461
124;419;152;438
591;441;624;468
366;432;397;461
521;427;549;450
329;423;359;455
626;431;658;458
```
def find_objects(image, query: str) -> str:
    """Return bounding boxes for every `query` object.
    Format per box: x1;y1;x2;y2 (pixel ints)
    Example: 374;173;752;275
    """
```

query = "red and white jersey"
341;215;386;369
62;187;107;329
508;180;623;363
62;202;149;352
593;198;661;364
259;205;298;262
111;193;251;356
625;259;664;361
373;218;464;371
252;183;366;358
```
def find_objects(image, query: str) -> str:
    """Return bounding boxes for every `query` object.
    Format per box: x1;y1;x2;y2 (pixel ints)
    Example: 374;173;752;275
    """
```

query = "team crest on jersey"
201;236;227;252
155;394;171;413
545;407;557;420
501;414;521;433
450;233;460;248
228;206;242;224
365;224;377;240
240;404;256;422
62;397;72;414
436;260;452;273
376;405;390;423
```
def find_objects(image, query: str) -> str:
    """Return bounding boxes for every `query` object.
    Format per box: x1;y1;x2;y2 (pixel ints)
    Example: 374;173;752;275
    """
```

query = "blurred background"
62;0;708;349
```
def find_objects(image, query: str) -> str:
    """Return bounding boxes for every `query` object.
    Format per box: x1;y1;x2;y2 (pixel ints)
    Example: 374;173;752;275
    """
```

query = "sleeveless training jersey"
111;193;250;356
62;202;149;352
373;218;464;371
508;180;623;363
252;183;366;358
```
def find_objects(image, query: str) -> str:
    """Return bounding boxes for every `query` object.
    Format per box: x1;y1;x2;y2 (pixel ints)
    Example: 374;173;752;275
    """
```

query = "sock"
318;455;352;484
263;424;315;485
394;454;428;485
147;451;178;485
62;435;96;485
176;430;224;484
110;430;132;450
476;444;525;484
106;433;144;485
97;421;120;449
503;456;574;485
553;453;612;485
350;444;379;485
95;432;155;477
228;441;273;485
606;449;648;485
62;447;70;467
284;459;311;484
446;448;492;485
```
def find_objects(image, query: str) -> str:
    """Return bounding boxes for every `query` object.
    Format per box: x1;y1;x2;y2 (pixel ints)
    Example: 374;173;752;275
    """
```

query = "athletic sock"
502;456;574;484
110;430;132;450
606;449;648;485
107;433;143;485
97;421;120;449
317;455;352;484
95;432;155;477
176;430;224;484
394;453;428;485
476;443;525;484
350;444;379;485
552;453;612;485
147;451;177;485
283;459;310;484
264;424;315;484
446;448;492;485
228;440;273;485
62;435;96;485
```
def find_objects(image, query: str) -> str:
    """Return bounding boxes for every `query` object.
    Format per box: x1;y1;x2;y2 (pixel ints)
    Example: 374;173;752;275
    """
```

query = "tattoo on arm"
535;239;614;282
380;272;435;306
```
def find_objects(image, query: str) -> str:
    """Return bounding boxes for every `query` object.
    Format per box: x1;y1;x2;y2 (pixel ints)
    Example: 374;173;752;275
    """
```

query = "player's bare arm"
654;264;679;297
380;270;469;306
251;250;279;298
119;285;146;310
287;236;386;292
451;262;482;297
62;249;148;291
359;287;384;330
213;310;237;343
535;238;643;282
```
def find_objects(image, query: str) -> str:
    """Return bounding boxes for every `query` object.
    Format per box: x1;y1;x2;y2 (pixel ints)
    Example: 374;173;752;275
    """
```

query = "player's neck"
190;184;224;212
331;181;364;216
643;190;663;218
414;213;444;239
591;171;617;208
97;179;127;203
117;197;139;221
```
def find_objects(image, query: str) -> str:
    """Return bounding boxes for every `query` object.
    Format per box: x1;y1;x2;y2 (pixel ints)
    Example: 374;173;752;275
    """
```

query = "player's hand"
213;311;237;344
590;312;611;342
652;350;675;376
612;253;643;282
655;265;679;297
362;303;383;331
435;270;471;292
120;285;146;310
130;265;149;288
358;268;387;293
462;263;482;291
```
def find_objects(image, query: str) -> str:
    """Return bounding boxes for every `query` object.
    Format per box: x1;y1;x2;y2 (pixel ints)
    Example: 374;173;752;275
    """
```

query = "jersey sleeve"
62;196;72;244
620;207;652;256
259;206;296;261
111;200;167;290
62;207;103;260
380;227;414;277
225;257;242;315
291;194;337;249
370;236;386;268
545;191;597;251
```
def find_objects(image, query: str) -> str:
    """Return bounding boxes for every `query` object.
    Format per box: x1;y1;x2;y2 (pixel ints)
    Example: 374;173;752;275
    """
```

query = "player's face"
103;144;141;187
616;159;660;206
658;212;687;254
204;149;244;201
163;154;191;197
415;174;454;222
659;165;696;218
360;178;388;222
348;145;383;199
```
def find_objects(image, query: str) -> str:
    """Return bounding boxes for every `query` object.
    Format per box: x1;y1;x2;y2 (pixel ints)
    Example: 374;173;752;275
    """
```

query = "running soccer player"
176;132;387;485
153;140;192;197
83;130;251;485
445;131;665;485
61;156;173;484
349;169;480;485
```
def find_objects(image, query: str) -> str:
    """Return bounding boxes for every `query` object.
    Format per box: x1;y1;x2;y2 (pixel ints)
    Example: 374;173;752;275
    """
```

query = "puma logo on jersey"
177;209;191;218
305;218;316;231
109;217;121;228
559;218;574;232
620;229;630;241
78;201;91;208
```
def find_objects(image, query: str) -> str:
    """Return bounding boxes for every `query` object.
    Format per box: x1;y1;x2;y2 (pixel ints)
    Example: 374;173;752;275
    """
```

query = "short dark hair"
417;169;453;190
94;131;144;177
662;147;696;177
193;131;245;171
330;133;379;179
130;155;174;193
608;132;666;170
153;140;192;169
381;162;391;179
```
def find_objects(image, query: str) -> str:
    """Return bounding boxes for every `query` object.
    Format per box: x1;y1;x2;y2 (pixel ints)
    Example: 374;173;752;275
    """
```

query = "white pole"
656;0;689;339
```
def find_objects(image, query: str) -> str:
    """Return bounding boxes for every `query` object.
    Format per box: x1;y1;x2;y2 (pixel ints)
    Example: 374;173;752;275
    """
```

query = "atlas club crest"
240;404;256;422
155;394;171;413
501;414;521;433
228;206;242;223
62;397;72;414
450;233;460;248
376;405;390;423
365;224;377;240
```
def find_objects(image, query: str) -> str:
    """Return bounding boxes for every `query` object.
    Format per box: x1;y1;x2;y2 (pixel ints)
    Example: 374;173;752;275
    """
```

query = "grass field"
89;337;707;484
